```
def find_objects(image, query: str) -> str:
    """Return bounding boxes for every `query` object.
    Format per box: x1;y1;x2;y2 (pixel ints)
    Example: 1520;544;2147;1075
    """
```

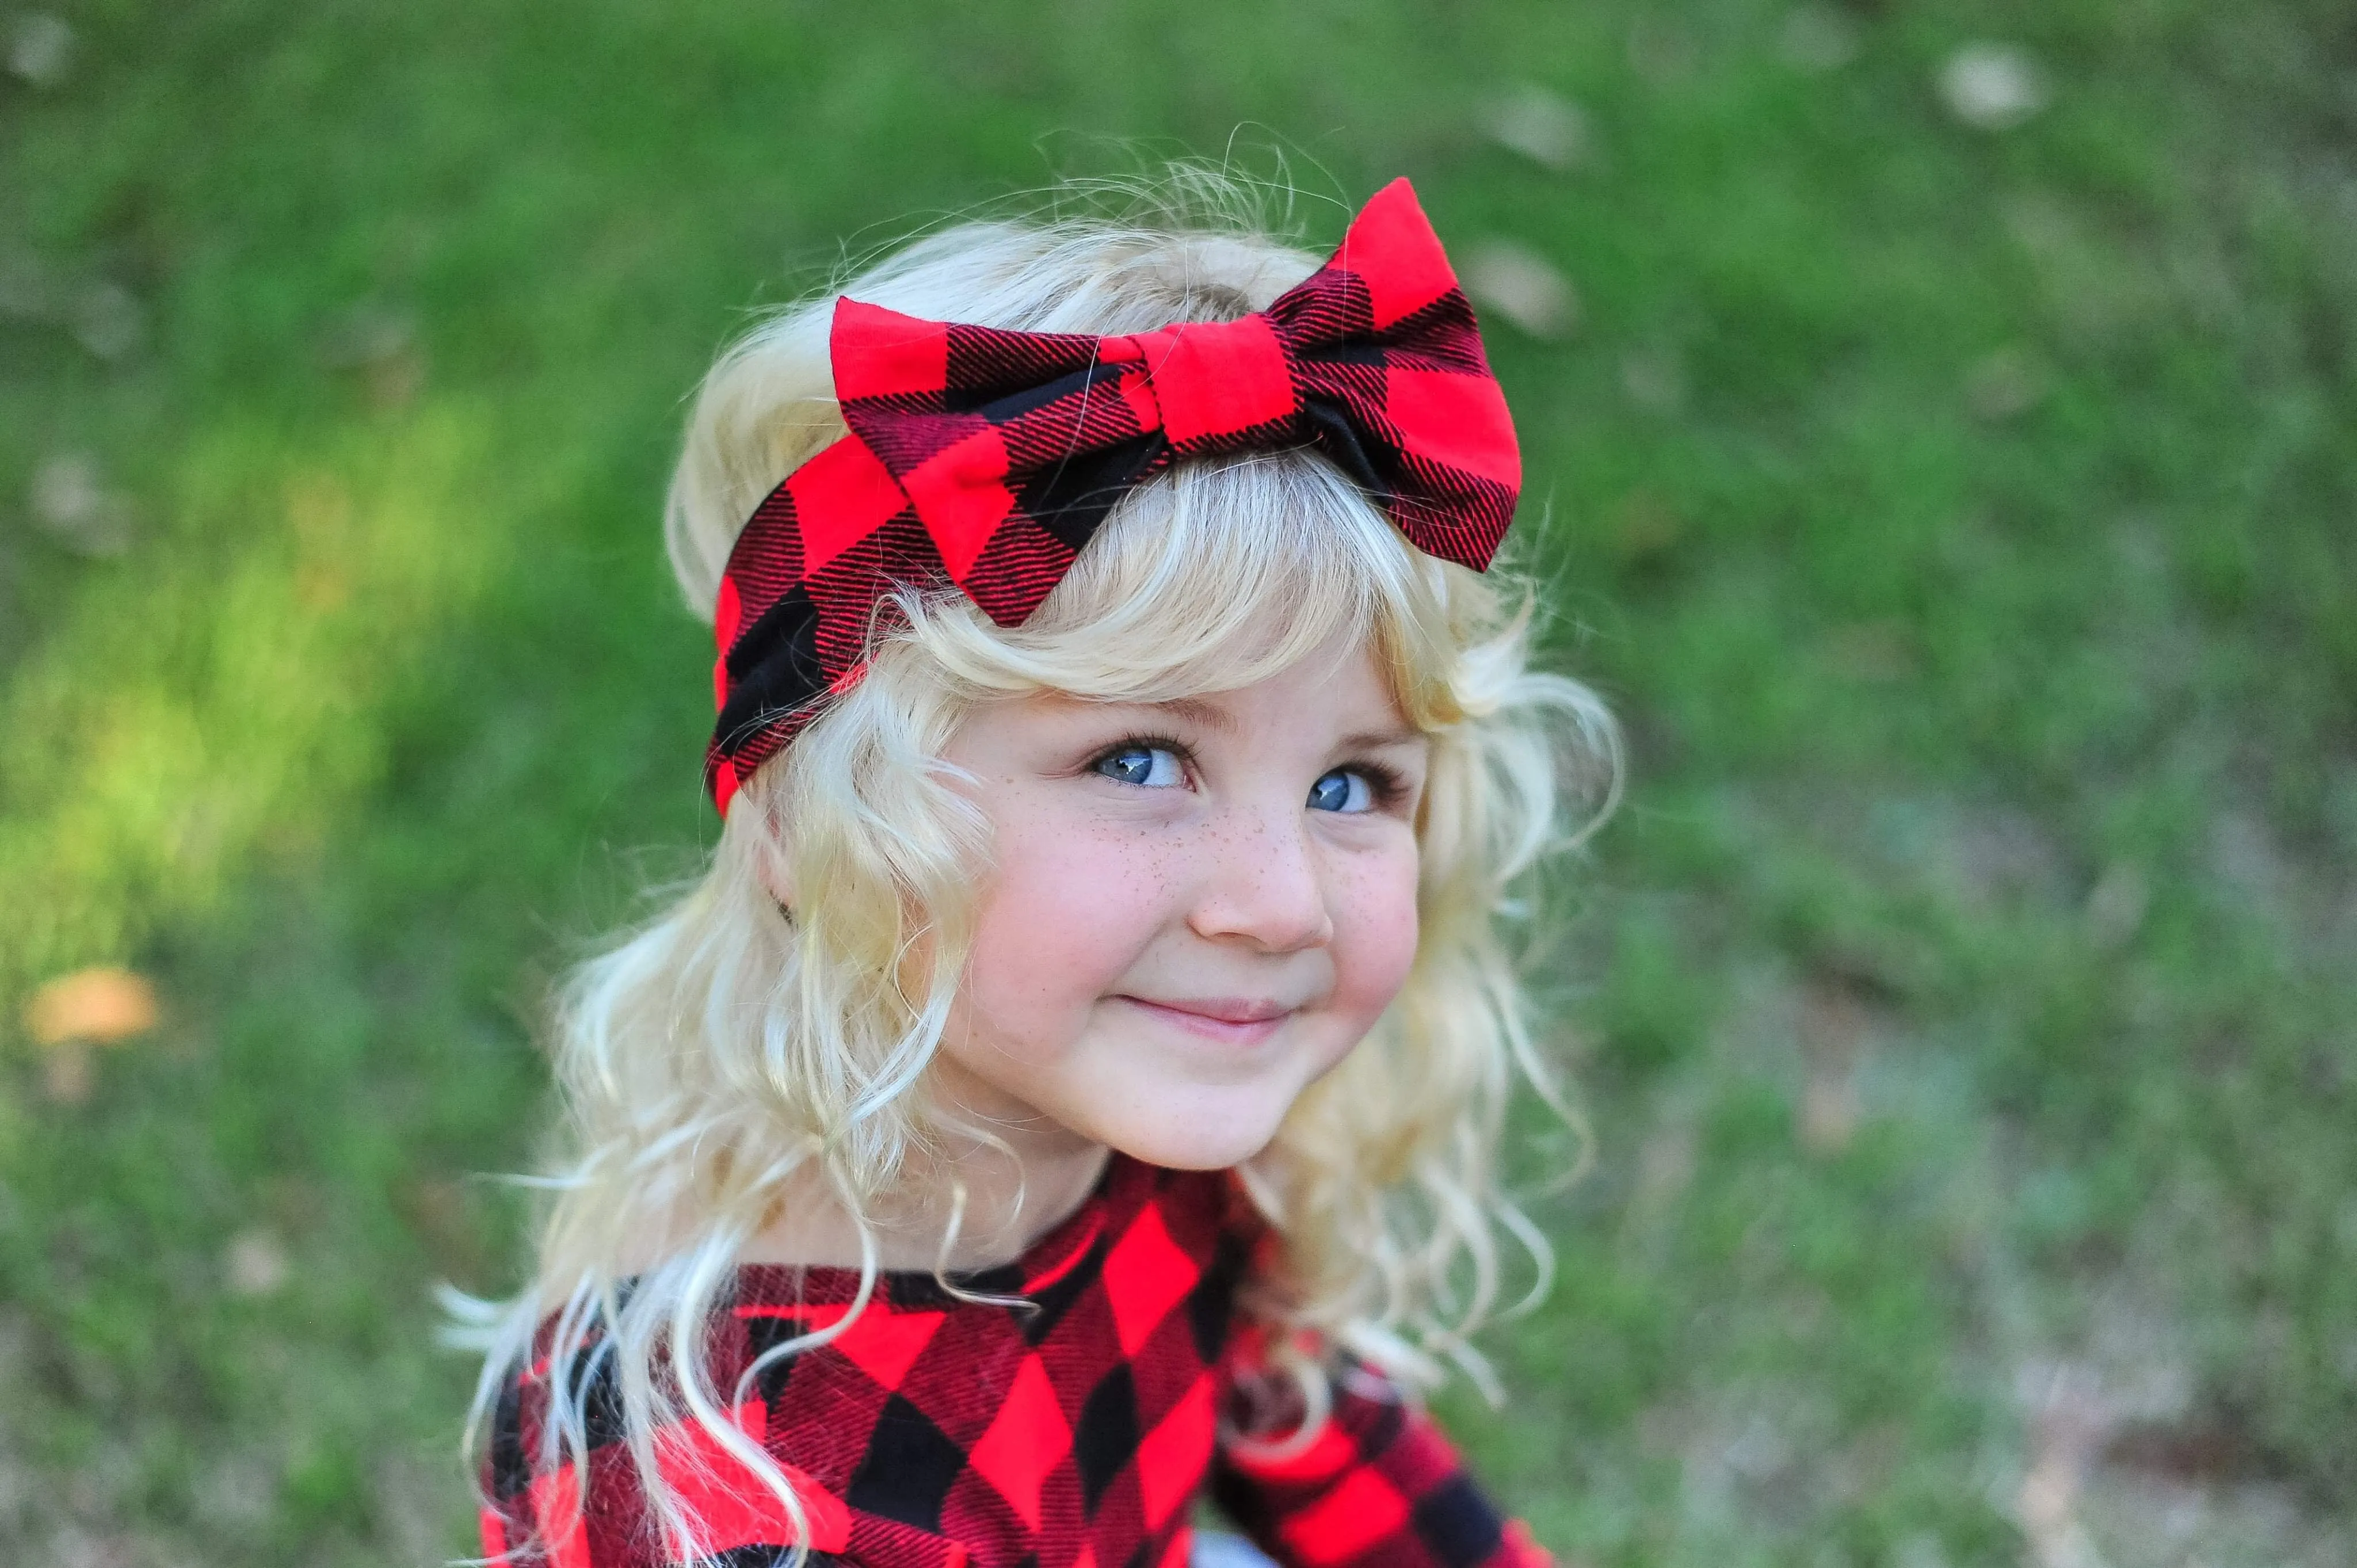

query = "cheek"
1326;840;1424;1020
959;806;1176;1029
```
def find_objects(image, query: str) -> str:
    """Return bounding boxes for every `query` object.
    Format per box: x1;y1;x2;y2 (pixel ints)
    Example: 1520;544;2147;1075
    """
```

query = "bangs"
887;450;1474;730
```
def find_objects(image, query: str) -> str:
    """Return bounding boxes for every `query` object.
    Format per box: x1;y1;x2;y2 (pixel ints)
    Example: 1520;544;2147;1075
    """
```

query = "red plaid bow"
708;178;1520;812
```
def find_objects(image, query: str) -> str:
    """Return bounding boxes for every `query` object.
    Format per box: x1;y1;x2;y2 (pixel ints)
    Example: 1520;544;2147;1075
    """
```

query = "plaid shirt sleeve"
1207;1361;1553;1568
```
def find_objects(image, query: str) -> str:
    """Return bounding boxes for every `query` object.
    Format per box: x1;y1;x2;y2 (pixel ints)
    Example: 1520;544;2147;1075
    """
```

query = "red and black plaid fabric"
481;1157;1553;1568
706;177;1523;812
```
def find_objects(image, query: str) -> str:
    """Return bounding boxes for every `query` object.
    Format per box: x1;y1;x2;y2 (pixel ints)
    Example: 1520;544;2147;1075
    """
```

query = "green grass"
2;2;2352;1565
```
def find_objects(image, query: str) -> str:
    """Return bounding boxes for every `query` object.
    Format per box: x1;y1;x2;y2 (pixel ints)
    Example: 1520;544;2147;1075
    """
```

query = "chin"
1101;1093;1292;1172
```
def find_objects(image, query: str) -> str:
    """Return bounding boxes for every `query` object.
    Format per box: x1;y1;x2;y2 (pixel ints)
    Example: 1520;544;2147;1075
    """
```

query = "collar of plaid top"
706;177;1522;814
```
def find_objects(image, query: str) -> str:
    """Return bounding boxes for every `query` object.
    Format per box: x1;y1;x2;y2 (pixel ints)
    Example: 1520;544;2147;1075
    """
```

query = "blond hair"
459;178;1618;1564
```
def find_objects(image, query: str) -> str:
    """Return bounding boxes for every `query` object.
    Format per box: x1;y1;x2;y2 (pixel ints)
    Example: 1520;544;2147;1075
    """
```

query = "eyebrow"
1336;727;1427;751
1099;700;1424;752
1136;696;1237;734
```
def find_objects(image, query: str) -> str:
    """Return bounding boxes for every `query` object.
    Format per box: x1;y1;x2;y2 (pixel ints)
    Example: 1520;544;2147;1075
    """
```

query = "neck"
738;1084;1109;1273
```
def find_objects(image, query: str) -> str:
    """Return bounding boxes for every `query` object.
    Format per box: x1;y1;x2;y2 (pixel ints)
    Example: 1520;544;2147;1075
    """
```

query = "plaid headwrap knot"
708;177;1520;813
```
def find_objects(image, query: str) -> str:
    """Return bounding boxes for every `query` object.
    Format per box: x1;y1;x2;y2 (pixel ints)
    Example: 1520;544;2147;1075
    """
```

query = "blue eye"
1307;769;1375;814
1094;745;1185;788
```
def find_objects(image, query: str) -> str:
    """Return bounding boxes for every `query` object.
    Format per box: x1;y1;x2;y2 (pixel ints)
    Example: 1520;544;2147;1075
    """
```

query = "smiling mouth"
1114;995;1295;1046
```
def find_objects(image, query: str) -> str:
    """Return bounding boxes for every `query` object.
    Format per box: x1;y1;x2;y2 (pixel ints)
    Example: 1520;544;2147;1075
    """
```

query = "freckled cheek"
965;815;1184;1023
1326;845;1424;1021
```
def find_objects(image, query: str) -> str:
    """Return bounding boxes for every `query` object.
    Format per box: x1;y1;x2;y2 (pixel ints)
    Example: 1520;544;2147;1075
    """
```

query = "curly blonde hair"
459;177;1618;1565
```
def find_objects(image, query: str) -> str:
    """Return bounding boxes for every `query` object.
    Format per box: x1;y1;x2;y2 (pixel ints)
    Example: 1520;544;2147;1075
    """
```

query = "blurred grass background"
2;2;2352;1565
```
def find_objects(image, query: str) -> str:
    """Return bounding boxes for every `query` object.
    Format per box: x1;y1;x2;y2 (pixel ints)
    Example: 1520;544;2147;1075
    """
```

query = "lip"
1114;995;1296;1046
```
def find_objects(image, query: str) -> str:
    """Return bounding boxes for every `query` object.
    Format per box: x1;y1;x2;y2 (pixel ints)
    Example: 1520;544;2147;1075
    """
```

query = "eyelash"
1085;734;1410;809
1332;758;1410;809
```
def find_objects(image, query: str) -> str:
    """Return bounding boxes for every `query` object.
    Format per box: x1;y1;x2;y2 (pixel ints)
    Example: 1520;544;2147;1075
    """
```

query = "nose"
1185;798;1334;954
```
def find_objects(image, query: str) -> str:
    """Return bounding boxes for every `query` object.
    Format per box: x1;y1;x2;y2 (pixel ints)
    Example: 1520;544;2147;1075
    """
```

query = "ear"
741;799;798;911
754;851;796;913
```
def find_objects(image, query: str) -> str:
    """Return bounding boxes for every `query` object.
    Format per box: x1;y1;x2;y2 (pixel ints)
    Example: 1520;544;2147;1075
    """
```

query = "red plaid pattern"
480;1158;1552;1568
707;177;1523;812
1211;1378;1552;1568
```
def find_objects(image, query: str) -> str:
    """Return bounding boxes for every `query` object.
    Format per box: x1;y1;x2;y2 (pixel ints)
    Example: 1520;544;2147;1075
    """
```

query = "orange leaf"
25;966;158;1046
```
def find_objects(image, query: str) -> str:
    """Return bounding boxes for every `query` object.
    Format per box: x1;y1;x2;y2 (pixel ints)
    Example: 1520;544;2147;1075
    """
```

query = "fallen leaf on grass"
224;1229;290;1296
1481;84;1592;172
25;967;157;1105
1940;44;2049;131
1461;242;1578;338
0;257;144;362
68;280;144;361
5;13;74;87
28;453;136;556
25;967;157;1046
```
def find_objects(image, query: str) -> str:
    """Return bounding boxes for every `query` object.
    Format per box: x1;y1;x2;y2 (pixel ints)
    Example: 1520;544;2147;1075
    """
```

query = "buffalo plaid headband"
705;178;1523;814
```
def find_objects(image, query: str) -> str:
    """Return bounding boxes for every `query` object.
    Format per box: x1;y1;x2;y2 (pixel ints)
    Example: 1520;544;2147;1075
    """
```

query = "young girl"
467;174;1616;1568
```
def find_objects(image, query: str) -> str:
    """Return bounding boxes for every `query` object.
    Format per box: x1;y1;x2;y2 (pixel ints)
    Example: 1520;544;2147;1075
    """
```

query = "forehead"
951;635;1422;756
1154;639;1412;732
